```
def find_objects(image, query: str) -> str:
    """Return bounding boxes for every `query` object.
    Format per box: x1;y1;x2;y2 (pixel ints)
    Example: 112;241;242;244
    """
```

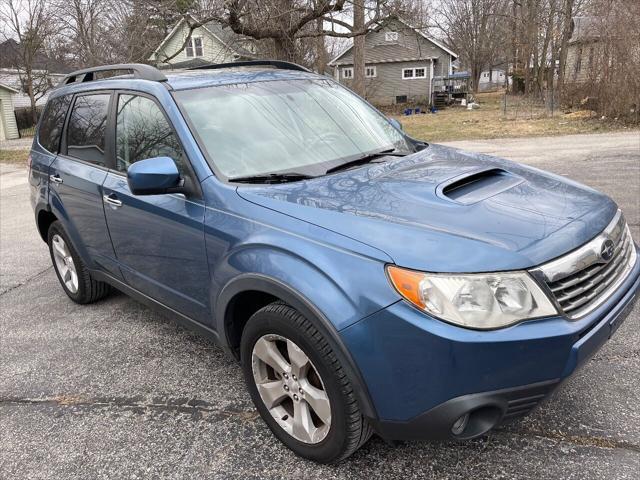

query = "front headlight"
386;266;557;329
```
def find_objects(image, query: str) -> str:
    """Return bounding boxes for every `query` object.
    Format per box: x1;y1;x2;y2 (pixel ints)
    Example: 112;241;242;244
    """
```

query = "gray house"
329;17;457;106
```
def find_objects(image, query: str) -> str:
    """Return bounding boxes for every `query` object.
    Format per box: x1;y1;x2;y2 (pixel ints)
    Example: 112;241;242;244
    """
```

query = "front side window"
176;79;411;179
186;36;204;57
365;66;376;78
115;94;185;173
39;95;71;153
66;94;110;166
342;68;353;79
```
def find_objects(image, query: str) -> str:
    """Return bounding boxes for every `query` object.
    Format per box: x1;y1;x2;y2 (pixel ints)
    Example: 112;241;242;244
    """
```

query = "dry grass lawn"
0;149;29;165
393;92;636;143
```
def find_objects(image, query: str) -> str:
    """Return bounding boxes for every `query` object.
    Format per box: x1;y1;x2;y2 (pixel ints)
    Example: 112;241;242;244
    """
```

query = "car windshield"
175;78;413;180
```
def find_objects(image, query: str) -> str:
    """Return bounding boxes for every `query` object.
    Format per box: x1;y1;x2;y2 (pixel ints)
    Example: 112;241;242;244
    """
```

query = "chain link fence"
499;91;563;120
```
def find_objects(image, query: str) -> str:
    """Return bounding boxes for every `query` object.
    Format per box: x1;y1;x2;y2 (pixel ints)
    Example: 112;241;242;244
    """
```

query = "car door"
48;91;122;279
102;92;209;323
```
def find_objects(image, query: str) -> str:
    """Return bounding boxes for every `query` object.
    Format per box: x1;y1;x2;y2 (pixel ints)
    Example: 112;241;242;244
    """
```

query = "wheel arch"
35;207;58;242
216;273;378;419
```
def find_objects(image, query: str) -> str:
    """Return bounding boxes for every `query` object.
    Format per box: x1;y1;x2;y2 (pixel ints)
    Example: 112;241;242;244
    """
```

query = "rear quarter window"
38;95;72;154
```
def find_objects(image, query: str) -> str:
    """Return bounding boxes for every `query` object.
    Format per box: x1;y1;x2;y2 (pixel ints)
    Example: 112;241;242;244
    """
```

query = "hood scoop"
438;168;524;205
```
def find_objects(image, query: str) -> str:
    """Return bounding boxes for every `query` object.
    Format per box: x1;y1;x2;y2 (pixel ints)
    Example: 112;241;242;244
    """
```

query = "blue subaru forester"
29;62;639;463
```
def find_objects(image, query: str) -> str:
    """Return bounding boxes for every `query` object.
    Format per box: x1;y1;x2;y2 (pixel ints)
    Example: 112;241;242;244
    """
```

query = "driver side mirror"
127;156;183;196
388;117;403;131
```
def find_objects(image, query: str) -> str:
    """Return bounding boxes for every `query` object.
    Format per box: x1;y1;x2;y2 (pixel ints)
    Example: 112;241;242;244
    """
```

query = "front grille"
549;228;634;314
533;211;637;318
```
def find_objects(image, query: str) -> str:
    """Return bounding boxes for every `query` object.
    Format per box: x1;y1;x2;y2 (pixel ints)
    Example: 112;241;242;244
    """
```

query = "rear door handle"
103;193;123;208
49;174;63;184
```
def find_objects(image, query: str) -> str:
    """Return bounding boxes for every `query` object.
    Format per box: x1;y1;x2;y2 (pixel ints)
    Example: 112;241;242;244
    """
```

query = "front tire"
241;302;372;463
47;221;110;304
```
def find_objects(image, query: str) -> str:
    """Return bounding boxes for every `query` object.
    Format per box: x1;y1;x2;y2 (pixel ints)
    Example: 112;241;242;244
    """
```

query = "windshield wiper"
228;172;316;184
325;148;407;174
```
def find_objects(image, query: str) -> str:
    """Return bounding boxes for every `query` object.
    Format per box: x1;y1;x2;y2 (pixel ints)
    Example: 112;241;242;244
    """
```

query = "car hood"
237;144;617;272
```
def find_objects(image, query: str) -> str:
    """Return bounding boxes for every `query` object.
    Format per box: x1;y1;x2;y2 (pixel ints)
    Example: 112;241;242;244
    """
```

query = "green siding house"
149;15;255;69
0;82;19;141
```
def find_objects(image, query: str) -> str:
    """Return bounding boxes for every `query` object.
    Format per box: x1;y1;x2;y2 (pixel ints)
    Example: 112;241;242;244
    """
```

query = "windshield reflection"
176;79;412;179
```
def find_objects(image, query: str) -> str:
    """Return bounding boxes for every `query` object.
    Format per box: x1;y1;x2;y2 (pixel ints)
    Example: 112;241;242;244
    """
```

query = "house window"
186;36;203;57
402;67;427;79
342;67;353;79
483;72;489;78
365;66;376;78
575;47;583;74
385;31;398;42
395;95;408;104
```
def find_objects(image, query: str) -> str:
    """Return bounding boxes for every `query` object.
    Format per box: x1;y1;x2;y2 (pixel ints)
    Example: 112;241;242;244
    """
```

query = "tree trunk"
472;66;481;94
523;0;535;95
272;36;297;62
26;70;37;125
314;17;328;74
352;0;366;97
511;0;519;92
557;0;575;96
537;9;554;97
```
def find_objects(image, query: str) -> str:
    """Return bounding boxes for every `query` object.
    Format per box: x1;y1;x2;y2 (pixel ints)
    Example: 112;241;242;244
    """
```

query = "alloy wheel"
251;334;332;444
51;234;79;293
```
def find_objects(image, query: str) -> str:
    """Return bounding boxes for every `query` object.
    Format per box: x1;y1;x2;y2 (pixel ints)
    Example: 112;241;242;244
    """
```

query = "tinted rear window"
38;95;71;153
66;94;110;166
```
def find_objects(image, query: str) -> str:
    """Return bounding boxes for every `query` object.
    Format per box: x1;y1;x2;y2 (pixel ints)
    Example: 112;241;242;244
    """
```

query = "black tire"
241;302;372;463
47;221;110;304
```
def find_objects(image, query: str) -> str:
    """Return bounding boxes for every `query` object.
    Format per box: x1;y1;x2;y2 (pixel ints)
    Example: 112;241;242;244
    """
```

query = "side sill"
91;270;222;347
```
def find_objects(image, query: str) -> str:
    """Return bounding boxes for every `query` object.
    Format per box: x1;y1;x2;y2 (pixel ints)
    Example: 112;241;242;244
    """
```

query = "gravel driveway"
1;131;639;479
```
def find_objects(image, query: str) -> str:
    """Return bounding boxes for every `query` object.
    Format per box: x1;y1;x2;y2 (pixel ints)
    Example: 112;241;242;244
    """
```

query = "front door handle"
103;193;123;208
49;174;63;184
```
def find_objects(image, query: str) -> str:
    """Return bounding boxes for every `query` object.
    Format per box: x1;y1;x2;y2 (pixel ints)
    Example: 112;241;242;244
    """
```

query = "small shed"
0;82;19;141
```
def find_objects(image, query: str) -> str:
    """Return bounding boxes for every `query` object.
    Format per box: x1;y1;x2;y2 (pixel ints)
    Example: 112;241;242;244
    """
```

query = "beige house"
329;17;457;106
149;15;255;69
0;82;19;141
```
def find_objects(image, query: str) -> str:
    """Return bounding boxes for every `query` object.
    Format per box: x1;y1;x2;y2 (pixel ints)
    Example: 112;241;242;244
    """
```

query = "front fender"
213;239;398;333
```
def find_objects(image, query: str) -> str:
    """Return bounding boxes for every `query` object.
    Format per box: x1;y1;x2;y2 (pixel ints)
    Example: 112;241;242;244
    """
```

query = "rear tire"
47;221;110;304
241;301;372;463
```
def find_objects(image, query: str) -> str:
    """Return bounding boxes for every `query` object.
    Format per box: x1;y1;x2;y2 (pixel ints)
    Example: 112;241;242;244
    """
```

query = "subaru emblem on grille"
600;238;615;262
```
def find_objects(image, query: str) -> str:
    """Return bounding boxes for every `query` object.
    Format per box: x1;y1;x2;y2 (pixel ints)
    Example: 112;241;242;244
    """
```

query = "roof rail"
188;60;311;73
60;63;167;86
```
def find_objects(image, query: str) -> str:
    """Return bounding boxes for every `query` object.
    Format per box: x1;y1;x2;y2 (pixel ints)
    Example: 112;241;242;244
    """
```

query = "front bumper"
340;246;640;441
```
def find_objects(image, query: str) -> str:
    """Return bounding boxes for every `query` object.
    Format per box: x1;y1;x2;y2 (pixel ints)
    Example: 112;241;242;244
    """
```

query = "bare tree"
0;0;57;123
435;0;508;93
564;0;640;118
50;0;118;66
155;1;395;68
